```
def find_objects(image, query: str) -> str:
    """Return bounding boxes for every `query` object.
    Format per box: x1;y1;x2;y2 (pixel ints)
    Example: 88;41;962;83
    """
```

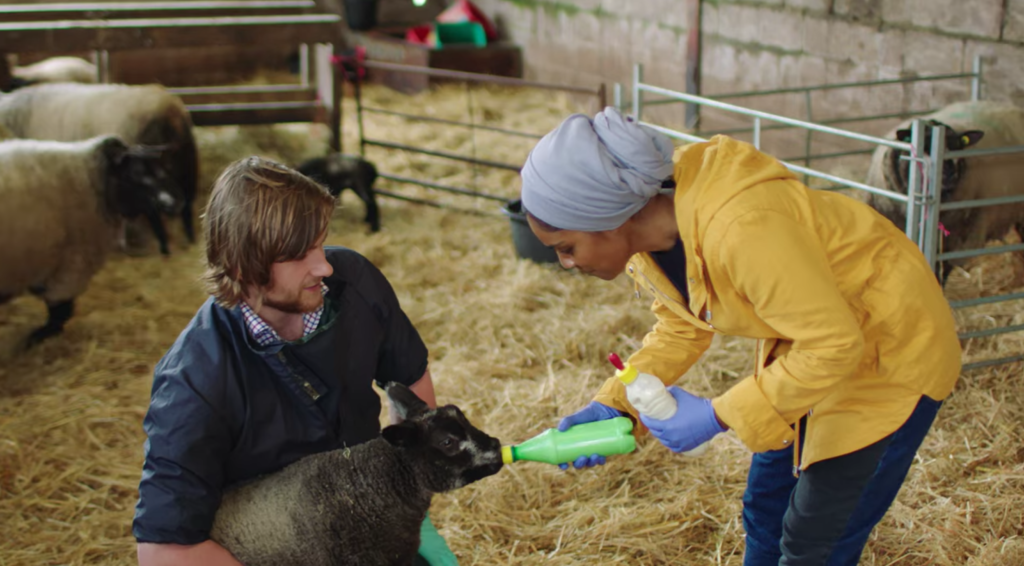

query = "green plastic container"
502;417;636;465
435;21;487;48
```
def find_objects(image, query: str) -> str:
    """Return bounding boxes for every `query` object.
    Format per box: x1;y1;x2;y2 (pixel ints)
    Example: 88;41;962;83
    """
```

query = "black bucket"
343;0;378;31
502;198;559;264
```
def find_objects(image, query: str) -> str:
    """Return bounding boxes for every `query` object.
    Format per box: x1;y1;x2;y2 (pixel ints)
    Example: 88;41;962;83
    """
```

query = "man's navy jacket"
132;247;429;544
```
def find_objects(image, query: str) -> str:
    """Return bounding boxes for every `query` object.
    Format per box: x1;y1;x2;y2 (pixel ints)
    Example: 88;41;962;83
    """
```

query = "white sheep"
0;136;179;346
210;382;504;566
0;82;199;255
865;100;1024;281
10;56;98;88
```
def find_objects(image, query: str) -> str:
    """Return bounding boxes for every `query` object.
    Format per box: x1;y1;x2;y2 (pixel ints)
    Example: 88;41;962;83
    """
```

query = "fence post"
632;64;643;120
313;43;337;151
91;50;110;83
354;59;366;157
904;119;925;246
971;55;982;101
802;89;813;184
923;123;946;276
300;43;310;88
613;82;623;113
753;117;761;149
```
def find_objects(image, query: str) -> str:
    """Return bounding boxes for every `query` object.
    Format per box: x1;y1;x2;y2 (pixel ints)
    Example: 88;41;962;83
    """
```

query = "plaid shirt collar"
240;282;329;347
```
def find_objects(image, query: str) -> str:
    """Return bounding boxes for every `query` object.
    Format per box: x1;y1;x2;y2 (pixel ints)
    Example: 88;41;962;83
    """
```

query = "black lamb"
210;382;504;566
297;153;380;232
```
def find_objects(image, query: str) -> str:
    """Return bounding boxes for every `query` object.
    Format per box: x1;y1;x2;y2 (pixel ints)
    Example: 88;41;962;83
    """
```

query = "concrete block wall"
478;0;693;96
473;0;1024;131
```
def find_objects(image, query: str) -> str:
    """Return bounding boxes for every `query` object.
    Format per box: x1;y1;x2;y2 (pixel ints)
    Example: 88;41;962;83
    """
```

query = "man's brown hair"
202;156;336;308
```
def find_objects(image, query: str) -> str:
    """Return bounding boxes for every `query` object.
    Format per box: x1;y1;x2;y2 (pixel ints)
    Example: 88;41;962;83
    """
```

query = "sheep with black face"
210;382;503;566
0;135;179;347
865;100;1024;282
0;82;198;255
297;153;380;232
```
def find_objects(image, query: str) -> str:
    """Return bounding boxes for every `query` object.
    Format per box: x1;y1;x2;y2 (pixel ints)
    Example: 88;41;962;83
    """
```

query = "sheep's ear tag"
895;129;912;143
960;130;984;147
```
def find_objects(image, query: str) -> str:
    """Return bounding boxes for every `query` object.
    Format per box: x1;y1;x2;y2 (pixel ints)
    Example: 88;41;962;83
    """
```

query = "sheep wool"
0;137;123;309
12;56;98;86
212;440;421;566
0;82;200;249
210;386;504;566
865;101;1024;272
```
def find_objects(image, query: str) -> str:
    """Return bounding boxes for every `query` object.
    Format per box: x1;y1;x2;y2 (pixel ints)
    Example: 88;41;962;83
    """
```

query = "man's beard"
263;291;323;314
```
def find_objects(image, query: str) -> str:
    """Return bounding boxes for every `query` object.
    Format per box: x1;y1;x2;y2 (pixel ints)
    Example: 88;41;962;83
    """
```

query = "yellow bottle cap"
501;445;514;464
616;364;639;385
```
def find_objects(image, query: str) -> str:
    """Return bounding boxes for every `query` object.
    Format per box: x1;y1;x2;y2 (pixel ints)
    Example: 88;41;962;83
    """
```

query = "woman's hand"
556;401;624;470
640;387;726;453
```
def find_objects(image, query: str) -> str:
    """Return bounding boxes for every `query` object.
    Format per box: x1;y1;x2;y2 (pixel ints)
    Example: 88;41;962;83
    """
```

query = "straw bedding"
1;82;1022;566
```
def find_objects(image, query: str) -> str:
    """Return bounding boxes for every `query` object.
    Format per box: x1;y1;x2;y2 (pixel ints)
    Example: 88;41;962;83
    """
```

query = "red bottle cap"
608;353;625;371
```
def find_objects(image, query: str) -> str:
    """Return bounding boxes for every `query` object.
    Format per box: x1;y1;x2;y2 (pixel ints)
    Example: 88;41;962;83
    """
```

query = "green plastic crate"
435;21;487;48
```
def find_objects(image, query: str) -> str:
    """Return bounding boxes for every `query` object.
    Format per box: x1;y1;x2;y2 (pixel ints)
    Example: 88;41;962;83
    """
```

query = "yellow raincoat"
593;135;961;469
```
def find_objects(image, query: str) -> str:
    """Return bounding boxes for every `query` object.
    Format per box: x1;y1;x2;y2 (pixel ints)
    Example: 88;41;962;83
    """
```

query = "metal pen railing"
616;56;984;170
631;67;915;205
349;59;606;212
630;63;1023;371
917;130;1024;369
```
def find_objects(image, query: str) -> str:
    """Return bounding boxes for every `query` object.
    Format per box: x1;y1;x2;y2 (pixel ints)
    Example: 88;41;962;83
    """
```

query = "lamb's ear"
385;382;429;421
381;421;418;448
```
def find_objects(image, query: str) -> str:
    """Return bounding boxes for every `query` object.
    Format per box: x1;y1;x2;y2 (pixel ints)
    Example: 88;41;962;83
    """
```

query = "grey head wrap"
520;106;675;232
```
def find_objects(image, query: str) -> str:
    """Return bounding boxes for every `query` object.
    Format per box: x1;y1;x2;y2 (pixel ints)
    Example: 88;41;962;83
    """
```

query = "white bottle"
610;353;707;457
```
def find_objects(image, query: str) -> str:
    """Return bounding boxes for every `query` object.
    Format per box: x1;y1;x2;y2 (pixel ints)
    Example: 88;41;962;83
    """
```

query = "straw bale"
1;82;1022;566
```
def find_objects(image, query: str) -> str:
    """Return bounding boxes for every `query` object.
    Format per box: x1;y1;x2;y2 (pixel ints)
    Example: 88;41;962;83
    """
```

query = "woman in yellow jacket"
520;108;961;566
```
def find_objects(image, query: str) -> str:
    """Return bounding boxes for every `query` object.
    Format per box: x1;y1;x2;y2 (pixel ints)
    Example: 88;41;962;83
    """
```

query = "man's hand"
137;541;243;566
556;401;624;470
639;387;726;453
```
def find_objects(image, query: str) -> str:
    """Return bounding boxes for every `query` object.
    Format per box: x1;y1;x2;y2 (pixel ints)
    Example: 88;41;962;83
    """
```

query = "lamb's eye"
441;438;454;448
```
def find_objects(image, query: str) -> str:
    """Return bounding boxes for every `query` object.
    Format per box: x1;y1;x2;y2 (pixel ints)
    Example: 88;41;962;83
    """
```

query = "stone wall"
471;0;1024;171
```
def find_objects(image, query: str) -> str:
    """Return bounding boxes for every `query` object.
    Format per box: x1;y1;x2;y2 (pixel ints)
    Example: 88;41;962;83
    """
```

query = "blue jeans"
742;396;943;566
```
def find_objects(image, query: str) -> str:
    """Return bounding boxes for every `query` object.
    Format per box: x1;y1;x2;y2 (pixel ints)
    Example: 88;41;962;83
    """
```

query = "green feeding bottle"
501;417;636;466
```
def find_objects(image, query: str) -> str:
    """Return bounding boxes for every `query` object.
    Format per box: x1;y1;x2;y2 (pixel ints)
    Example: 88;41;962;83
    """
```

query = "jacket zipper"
277;351;321;401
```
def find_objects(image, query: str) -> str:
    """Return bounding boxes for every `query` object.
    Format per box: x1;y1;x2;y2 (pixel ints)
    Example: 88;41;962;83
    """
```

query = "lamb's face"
890;120;985;198
382;383;504;493
420;405;504;490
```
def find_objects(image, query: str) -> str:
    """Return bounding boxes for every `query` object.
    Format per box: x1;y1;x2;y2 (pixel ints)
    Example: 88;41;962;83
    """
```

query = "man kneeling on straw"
521;107;962;566
132;157;457;566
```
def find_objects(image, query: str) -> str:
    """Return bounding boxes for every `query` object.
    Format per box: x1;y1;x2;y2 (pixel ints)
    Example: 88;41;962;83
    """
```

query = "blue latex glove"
556;401;624;470
418;512;458;566
639;387;726;453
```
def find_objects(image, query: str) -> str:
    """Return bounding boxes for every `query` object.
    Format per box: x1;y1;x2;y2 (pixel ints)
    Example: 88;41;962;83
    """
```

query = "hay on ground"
1;82;1022;566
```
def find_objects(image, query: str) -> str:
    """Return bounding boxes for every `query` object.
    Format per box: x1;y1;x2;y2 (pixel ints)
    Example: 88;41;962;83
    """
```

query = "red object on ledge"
435;0;497;41
405;24;433;46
